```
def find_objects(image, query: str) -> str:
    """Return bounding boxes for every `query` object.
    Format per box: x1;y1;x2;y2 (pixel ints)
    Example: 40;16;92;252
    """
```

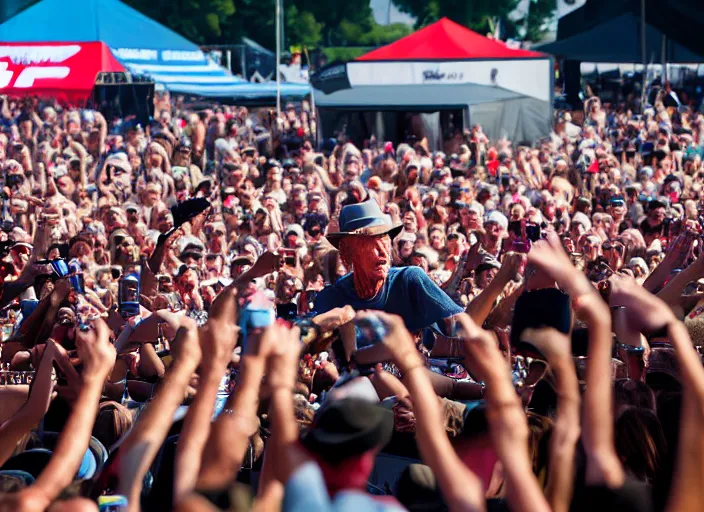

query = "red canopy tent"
313;18;552;146
0;42;124;103
357;17;543;61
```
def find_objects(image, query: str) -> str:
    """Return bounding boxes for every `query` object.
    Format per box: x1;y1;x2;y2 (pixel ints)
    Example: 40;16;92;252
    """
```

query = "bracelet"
616;343;644;353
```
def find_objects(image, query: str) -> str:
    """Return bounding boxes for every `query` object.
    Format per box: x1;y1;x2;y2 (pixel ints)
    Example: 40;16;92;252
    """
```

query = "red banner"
0;42;125;103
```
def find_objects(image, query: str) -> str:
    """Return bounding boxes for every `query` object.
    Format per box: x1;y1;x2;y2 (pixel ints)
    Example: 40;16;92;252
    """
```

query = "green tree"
286;5;323;48
520;0;557;42
292;0;374;45
124;0;235;43
393;0;520;34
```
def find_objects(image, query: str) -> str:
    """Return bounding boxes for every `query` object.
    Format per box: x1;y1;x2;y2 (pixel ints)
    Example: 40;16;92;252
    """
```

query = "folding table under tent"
312;18;552;147
0;0;310;102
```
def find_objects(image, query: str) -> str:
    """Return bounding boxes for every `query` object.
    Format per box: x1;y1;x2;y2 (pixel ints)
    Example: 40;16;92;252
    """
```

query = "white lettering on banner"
0;45;80;65
0;62;71;90
14;66;70;87
113;48;159;61
0;63;12;88
162;50;205;62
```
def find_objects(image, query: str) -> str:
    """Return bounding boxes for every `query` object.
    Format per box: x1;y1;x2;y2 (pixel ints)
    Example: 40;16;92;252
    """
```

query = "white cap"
484;211;508;230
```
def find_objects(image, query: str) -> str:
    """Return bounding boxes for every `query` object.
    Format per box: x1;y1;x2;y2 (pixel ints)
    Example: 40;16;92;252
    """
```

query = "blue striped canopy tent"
0;0;310;100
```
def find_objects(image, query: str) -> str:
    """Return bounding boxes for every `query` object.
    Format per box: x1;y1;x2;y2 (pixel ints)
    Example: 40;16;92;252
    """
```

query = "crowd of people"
0;86;703;512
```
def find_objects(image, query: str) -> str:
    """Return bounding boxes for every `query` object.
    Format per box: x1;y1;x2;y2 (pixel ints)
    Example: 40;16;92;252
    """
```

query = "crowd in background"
0;85;702;512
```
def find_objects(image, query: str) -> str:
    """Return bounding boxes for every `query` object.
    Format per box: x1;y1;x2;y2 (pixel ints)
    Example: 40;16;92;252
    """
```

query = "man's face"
485;222;503;243
398;240;414;259
403;212;417;232
157;212;174;233
352;235;391;281
461;209;481;229
127;209;139;223
344;164;360;182
649;207;666;225
430;232;445;250
580;236;601;261
476;268;498;289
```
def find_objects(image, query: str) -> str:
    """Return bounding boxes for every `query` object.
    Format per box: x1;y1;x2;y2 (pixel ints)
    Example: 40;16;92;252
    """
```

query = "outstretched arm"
18;320;115;510
529;234;623;488
173;285;239;504
367;312;486;512
0;340;57;466
116;322;201;512
520;328;581;512
458;313;551;512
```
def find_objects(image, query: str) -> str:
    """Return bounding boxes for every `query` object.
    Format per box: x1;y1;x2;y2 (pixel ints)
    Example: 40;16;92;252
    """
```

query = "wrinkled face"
341;235;391;282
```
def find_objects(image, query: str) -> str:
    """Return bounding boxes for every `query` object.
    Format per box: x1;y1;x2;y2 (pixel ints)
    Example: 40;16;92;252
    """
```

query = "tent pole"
661;34;667;82
640;0;647;112
275;0;281;119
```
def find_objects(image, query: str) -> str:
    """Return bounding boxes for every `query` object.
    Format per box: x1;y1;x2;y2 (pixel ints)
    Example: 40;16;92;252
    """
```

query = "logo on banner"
0;45;78;89
422;68;464;83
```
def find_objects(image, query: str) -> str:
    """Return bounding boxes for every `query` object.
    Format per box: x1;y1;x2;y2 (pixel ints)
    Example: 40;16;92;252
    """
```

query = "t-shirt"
314;266;463;334
283;461;405;512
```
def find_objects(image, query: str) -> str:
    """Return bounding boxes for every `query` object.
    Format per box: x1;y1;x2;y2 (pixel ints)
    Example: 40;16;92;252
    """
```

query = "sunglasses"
602;240;625;253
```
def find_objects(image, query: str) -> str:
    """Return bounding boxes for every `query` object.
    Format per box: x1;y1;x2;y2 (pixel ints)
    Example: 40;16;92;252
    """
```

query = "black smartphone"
508;221;541;242
511;288;572;348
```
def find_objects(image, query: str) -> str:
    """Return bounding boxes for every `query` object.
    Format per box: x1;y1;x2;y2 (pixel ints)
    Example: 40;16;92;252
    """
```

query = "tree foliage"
124;0;236;44
126;0;412;50
392;0;556;42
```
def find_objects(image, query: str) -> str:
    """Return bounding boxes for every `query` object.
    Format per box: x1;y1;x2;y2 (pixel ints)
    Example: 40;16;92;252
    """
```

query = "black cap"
302;398;393;463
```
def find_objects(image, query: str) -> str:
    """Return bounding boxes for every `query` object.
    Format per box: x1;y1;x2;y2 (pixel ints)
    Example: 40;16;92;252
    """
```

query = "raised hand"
608;273;675;334
75;319;116;383
249;251;282;279
170;320;202;366
354;310;422;372
266;322;302;391
455;313;507;385
500;251;527;280
520;327;572;361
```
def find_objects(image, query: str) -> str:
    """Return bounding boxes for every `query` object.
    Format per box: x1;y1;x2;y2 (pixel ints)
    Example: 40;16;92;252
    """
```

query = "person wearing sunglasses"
603;239;627;272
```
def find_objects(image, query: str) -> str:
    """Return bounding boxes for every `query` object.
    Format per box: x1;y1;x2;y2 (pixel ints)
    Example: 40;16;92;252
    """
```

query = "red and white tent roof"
357;17;544;61
0;42;125;103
